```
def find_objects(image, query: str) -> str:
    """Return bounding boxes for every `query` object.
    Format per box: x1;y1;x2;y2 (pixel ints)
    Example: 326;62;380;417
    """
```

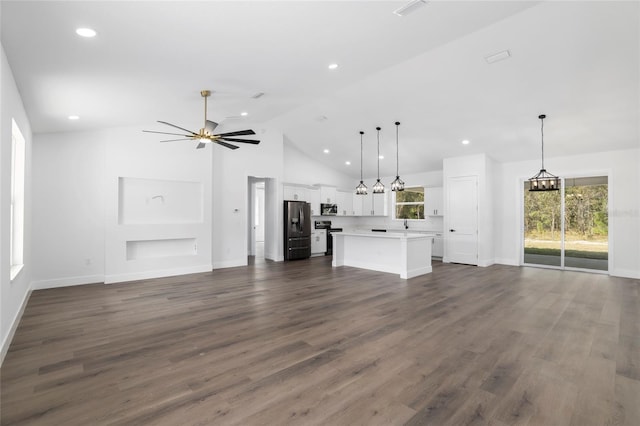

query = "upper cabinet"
284;183;387;217
336;190;354;216
352;192;387;216
308;187;320;216
320;186;337;204
353;193;365;216
283;184;307;202
283;183;320;215
424;187;444;216
372;193;387;216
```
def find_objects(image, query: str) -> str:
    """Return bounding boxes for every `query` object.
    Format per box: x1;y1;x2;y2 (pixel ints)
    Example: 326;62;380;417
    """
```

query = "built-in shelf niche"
126;238;197;261
118;177;203;224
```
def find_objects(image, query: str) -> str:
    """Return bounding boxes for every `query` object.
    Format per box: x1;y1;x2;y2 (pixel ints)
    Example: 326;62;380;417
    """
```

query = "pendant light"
529;114;560;191
390;121;405;192
372;127;385;194
355;131;368;195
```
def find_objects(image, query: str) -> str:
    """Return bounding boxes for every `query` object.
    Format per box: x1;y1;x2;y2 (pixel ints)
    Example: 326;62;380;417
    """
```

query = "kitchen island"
332;232;433;279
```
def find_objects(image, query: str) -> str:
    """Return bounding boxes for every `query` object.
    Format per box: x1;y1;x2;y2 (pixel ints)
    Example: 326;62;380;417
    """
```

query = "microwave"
320;203;338;216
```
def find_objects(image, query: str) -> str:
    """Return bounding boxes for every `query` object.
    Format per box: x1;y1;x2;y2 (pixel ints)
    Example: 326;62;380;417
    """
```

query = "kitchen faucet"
404;219;408;230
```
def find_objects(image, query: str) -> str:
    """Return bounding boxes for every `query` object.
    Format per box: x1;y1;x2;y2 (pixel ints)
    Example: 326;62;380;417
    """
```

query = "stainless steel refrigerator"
284;201;311;260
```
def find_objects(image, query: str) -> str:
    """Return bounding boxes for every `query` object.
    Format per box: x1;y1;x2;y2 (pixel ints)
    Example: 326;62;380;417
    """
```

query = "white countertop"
336;231;435;239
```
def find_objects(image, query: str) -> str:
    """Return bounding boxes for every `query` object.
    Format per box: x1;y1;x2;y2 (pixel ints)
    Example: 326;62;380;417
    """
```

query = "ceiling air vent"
393;0;427;17
484;50;511;64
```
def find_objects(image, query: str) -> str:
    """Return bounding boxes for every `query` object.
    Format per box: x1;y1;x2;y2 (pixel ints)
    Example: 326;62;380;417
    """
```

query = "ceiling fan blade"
159;138;193;143
196;142;206;149
157;120;197;135
143;130;192;137
215;140;239;150
205;120;218;133
215;129;256;137
218;137;260;144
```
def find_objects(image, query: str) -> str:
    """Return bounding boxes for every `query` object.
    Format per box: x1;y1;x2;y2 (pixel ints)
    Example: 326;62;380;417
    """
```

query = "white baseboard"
494;258;519;266
213;259;247;269
478;259;495;268
31;274;105;290
611;268;640;279
105;264;212;284
406;265;432;279
1;285;32;366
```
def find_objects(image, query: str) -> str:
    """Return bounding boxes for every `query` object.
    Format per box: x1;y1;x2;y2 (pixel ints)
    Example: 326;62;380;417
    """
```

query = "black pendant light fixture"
372;127;385;194
529;114;560;191
390;121;405;192
355;131;368;195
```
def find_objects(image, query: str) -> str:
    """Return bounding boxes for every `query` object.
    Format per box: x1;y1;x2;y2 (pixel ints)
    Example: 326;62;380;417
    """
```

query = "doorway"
523;175;609;272
248;177;276;264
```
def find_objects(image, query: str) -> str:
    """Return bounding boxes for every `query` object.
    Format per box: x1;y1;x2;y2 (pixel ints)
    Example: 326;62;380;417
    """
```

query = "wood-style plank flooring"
1;258;639;425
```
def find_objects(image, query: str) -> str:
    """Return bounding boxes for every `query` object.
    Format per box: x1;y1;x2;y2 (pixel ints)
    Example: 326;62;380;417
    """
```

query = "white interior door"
446;175;478;265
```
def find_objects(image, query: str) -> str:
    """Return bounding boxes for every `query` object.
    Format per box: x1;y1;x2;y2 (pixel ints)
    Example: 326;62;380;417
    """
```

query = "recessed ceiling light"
379;155;384;159
68;115;80;120
328;63;339;70
345;161;351;165
75;28;97;38
240;112;248;116
462;139;470;145
323;149;330;154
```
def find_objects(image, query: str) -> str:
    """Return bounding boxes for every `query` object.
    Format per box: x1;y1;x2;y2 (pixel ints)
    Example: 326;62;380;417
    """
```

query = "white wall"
494;148;640;279
104;126;213;283
212;128;285;267
1;45;33;362
31;125;214;285
31;131;106;288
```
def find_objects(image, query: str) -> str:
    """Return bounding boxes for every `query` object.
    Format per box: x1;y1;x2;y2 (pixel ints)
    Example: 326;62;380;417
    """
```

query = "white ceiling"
2;1;638;179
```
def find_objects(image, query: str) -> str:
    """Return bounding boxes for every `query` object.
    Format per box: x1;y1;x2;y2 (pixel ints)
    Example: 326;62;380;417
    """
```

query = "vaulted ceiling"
2;1;638;178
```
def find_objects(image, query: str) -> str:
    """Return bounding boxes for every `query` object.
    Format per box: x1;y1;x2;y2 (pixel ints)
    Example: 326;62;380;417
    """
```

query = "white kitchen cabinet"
352;191;387;216
432;233;443;258
308;187;321;216
320;186;337;204
336;190;353;216
362;192;374;215
311;229;327;254
424;187;444;216
283;184;307;202
372;193;387;216
352;193;364;216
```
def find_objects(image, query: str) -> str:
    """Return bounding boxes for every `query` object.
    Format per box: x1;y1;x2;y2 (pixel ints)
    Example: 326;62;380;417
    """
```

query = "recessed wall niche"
126;238;197;261
118;177;203;224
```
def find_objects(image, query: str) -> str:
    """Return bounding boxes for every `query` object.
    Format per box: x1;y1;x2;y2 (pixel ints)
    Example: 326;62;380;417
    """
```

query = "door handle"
450;229;456;232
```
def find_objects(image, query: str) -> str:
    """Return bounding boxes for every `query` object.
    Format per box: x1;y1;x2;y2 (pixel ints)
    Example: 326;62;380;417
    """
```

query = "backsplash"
326;215;443;233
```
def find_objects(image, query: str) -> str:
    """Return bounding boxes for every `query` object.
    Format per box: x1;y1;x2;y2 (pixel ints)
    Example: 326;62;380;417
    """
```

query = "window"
394;186;425;220
10;119;26;280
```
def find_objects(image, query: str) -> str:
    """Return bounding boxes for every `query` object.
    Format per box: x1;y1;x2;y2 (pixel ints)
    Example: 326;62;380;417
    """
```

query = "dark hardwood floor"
1;258;639;425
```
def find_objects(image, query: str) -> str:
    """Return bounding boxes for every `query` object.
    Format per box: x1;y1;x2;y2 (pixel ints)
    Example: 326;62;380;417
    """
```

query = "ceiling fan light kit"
142;90;260;150
529;114;560;191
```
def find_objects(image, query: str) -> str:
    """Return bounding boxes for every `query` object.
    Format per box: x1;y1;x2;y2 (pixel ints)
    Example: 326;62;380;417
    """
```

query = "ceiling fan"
142;90;260;150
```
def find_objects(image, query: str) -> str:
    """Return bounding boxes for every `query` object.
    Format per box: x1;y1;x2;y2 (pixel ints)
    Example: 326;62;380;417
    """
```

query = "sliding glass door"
523;175;608;272
523;189;562;267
